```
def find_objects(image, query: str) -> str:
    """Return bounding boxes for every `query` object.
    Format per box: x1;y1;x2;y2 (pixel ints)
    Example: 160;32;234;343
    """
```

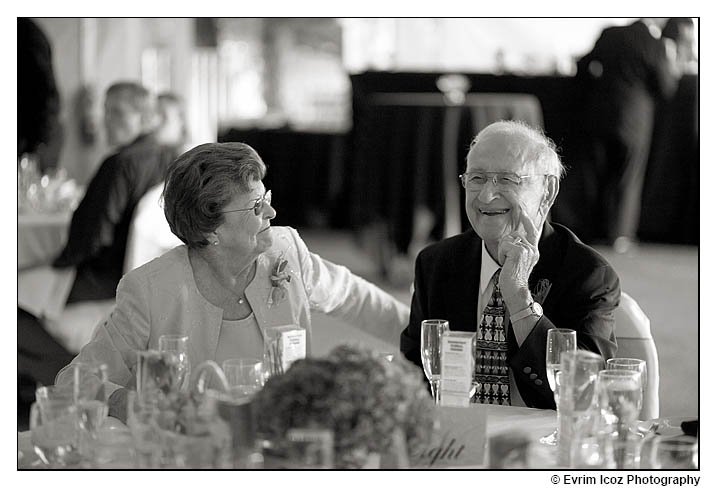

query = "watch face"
532;302;543;316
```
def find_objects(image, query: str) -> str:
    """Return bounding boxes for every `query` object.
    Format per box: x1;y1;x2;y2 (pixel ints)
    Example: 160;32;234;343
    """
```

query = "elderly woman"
56;142;409;421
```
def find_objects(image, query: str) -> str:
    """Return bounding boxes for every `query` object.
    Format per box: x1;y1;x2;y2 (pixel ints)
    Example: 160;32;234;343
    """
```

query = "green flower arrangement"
253;344;437;468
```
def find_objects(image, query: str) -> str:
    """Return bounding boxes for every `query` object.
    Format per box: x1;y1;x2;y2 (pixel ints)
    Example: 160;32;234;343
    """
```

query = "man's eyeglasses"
459;172;549;191
221;190;272;216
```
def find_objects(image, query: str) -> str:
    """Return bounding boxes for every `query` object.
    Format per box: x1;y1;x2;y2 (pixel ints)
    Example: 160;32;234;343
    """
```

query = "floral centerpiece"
253;344;437;468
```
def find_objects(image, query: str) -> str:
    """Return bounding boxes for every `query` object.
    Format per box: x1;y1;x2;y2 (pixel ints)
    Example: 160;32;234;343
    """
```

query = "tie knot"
492;268;502;289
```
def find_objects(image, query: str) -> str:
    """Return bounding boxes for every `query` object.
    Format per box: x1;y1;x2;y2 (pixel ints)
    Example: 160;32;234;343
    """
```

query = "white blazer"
56;227;409;397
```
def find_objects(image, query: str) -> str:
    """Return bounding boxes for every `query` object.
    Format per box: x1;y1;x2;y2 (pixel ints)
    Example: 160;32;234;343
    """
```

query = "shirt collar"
480;242;501;297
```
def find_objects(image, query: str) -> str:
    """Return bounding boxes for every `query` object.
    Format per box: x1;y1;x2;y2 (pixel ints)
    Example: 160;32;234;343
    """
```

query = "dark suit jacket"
53;133;173;301
577;20;677;144
400;222;620;409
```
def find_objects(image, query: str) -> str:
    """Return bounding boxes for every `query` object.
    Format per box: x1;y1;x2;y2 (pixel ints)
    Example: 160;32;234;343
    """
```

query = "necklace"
193;249;255;307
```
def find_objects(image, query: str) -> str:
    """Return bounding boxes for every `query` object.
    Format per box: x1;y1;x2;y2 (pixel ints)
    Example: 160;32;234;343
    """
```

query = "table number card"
439;331;476;407
410;405;488;468
264;325;306;376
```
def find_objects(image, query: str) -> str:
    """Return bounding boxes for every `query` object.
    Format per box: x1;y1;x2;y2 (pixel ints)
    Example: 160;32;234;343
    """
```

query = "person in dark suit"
400;121;620;409
17;18;63;172
577;18;679;252
53;82;174;302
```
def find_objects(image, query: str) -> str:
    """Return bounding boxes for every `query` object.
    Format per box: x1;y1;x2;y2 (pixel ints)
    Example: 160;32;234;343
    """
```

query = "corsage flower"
267;252;292;307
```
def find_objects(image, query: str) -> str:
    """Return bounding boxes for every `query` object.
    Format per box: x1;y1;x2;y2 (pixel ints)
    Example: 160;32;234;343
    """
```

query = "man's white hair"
468;120;566;179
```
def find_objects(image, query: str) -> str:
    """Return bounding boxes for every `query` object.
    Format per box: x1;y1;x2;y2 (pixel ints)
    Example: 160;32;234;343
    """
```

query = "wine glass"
597;369;642;468
420;319;449;404
30;400;82;467
158;334;190;391
222;358;266;401
606;358;647;413
540;328;576;445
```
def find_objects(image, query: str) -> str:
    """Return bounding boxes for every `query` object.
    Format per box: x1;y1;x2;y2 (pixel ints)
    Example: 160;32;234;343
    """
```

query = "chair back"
124;182;182;274
613;291;660;419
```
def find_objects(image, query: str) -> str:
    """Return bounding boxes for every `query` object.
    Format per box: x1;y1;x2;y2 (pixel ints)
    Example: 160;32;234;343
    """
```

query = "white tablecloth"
18;211;72;270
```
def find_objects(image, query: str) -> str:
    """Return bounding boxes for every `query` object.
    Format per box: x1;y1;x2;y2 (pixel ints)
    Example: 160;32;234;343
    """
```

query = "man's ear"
541;176;559;214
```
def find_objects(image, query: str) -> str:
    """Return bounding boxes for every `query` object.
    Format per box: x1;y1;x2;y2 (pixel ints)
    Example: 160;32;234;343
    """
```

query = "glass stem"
431;379;440;405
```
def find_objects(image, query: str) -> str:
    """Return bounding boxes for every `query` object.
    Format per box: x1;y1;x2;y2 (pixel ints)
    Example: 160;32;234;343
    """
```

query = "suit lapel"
528;221;559;305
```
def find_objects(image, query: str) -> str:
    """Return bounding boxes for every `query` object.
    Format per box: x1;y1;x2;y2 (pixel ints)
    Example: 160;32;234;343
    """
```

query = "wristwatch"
509;301;543;323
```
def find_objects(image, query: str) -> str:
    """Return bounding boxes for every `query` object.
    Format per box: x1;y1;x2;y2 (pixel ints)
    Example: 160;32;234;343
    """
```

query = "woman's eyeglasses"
221;190;272;216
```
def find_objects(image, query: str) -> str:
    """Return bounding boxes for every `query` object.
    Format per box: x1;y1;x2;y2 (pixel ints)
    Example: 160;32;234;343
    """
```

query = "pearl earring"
213;240;219;246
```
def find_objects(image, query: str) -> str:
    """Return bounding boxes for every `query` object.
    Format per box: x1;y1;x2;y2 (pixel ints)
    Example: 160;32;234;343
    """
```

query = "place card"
264;325;306;376
439;331;476;408
410;405;488;468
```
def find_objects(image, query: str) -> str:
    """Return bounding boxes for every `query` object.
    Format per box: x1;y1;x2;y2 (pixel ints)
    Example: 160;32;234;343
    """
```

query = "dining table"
18;210;72;270
19;402;694;470
17;404;557;469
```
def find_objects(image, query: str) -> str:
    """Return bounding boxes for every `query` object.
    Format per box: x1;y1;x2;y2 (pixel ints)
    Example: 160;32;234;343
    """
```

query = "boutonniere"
267;252;292;307
531;278;552;304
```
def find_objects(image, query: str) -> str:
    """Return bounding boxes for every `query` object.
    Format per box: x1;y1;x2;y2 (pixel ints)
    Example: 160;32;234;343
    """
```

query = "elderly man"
53;82;175;302
400;120;620;409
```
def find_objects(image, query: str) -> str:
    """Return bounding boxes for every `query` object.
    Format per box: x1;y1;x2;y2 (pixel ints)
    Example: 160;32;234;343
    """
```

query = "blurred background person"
661;18;697;75
155;91;190;157
52;81;175;302
576;18;680;253
17;18;63;173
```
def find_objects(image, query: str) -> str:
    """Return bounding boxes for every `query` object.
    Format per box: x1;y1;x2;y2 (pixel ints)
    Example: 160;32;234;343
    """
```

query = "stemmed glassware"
540;328;577;445
222;358;266;401
158;334;190;391
606;358;647;415
420;319;449;404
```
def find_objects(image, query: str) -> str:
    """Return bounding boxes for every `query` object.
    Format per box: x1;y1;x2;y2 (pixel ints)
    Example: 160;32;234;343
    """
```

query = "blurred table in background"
18;211;72;270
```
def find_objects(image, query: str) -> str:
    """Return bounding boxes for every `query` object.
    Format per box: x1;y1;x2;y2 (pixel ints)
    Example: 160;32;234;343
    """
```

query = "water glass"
30;400;82;467
596;370;642;468
557;350;604;467
645;436;698;469
420;319;449;404
222;358;265;401
136;349;178;403
607;358;647;410
126;391;162;468
158;334;190;391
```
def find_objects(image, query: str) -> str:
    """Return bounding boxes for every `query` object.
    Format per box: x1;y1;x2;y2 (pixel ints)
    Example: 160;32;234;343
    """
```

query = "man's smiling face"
464;130;547;248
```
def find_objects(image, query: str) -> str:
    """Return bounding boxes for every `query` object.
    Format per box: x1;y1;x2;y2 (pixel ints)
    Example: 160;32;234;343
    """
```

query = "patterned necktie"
472;268;511;405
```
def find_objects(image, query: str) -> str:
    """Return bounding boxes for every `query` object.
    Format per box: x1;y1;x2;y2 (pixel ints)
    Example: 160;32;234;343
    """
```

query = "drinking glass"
540;328;577;445
597;369;643;468
158;334;190;391
126;391;162;468
136;349;179;403
222;358;265;401
30;400;82;467
646;436;698;469
557;350;604;467
606;358;647;412
89;427;136;468
68;361;110;458
420;319;449;404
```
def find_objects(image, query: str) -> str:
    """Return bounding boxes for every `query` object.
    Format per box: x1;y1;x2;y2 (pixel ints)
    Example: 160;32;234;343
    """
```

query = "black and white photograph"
15;12;701;476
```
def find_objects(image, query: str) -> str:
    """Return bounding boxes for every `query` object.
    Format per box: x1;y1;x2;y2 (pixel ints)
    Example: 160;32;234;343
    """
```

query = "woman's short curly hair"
162;142;266;248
